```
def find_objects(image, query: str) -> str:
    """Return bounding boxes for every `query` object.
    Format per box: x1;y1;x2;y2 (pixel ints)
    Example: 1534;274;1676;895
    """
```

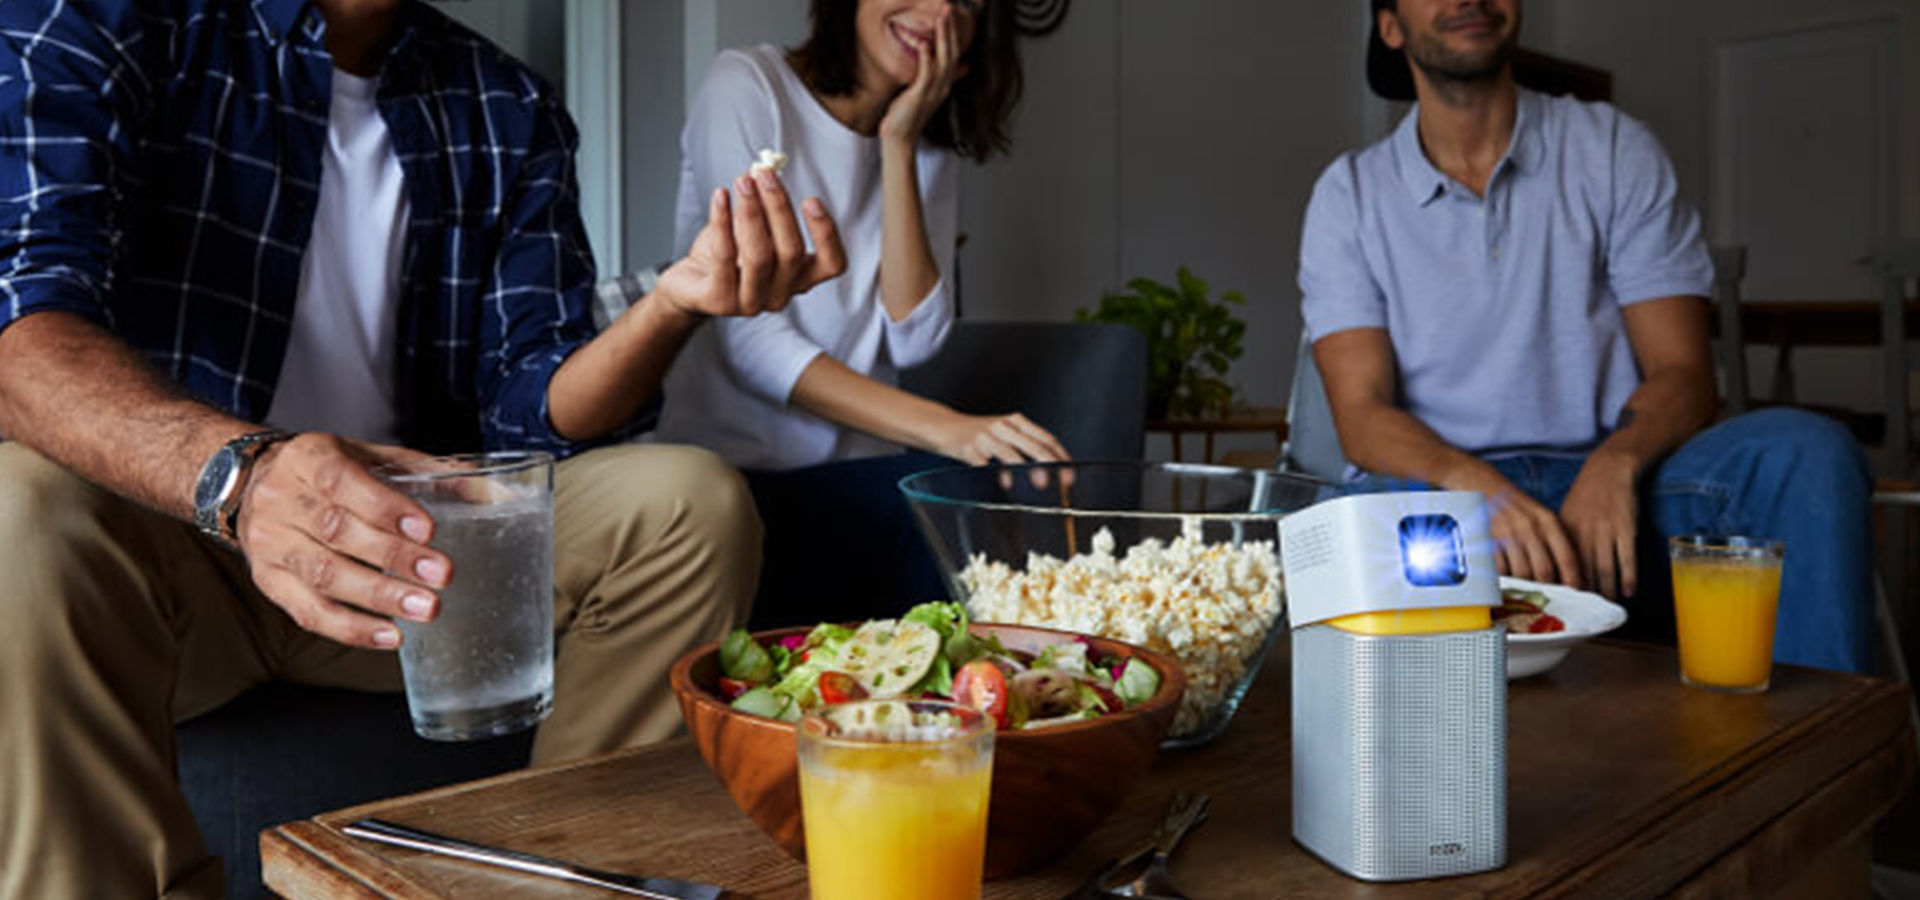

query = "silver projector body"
1281;490;1507;881
1291;624;1507;880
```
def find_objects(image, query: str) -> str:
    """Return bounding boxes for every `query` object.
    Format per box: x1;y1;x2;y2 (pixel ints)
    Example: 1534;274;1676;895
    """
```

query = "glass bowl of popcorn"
899;461;1334;747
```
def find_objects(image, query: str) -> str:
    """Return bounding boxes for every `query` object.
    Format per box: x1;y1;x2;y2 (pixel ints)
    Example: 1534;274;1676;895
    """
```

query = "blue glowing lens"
1398;514;1466;587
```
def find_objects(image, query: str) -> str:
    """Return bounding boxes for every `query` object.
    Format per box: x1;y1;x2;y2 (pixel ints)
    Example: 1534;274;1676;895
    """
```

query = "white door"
1710;17;1897;406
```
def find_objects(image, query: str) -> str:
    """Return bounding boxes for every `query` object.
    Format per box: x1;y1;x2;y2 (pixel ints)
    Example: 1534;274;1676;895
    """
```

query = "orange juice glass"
1670;535;1785;693
798;700;994;900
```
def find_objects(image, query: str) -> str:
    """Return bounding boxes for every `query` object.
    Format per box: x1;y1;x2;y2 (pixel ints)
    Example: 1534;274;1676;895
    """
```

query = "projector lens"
1398;514;1466;587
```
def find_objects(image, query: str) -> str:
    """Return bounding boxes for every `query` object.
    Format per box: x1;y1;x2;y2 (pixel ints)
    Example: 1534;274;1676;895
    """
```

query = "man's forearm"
546;291;704;441
0;312;254;519
1337;400;1510;495
1590;371;1718;477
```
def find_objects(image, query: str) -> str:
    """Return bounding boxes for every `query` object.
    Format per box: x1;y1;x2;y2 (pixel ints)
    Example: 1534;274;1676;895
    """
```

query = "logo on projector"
1429;841;1466;857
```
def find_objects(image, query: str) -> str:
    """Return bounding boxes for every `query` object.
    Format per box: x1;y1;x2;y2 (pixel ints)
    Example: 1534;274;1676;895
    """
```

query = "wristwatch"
193;429;294;546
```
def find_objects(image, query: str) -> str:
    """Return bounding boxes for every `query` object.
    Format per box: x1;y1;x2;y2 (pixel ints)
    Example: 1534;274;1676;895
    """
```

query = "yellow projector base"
1326;606;1492;635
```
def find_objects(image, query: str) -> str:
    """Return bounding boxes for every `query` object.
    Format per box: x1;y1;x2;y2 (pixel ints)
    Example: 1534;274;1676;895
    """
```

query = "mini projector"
1281;490;1506;881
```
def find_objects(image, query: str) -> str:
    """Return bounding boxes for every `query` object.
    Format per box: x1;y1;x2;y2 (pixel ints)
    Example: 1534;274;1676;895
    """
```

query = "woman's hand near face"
878;6;968;145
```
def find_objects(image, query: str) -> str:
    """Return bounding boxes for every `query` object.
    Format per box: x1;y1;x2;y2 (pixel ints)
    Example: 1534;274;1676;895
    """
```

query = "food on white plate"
1495;587;1567;634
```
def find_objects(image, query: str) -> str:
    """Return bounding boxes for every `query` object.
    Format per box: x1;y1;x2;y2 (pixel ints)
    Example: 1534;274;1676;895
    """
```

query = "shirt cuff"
0;277;114;339
720;323;827;407
1613;272;1714;307
882;277;953;369
486;339;655;459
1301;305;1387;342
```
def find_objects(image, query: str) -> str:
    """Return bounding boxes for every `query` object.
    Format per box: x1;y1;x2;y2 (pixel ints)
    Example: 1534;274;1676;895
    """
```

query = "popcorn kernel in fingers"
750;148;789;175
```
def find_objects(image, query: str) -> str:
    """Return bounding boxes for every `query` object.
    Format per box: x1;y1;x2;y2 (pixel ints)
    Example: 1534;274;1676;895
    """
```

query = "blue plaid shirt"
0;0;642;456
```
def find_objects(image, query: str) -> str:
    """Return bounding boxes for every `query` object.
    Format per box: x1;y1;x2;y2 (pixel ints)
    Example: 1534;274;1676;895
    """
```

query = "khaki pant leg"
531;444;760;763
0;444;271;900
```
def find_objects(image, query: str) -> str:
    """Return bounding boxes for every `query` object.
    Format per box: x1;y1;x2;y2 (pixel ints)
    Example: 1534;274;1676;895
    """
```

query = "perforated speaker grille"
1292;626;1506;880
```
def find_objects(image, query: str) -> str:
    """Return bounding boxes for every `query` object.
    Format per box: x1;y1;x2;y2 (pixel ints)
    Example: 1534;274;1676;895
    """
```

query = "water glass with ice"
376;451;555;740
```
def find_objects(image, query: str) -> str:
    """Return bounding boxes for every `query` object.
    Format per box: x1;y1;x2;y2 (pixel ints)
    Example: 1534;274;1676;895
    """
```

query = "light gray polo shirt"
1298;89;1713;458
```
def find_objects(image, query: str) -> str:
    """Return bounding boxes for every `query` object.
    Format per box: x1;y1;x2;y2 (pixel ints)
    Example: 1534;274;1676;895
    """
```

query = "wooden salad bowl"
668;621;1187;879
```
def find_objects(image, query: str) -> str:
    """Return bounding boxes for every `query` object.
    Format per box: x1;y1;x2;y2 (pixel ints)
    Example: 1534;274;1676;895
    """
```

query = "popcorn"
958;518;1283;736
749;148;789;175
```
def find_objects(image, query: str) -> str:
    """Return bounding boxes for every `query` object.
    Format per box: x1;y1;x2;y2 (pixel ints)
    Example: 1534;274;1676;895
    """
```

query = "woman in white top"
655;0;1067;626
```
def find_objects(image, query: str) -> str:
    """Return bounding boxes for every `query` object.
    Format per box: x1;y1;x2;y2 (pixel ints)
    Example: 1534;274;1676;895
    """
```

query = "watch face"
195;446;241;523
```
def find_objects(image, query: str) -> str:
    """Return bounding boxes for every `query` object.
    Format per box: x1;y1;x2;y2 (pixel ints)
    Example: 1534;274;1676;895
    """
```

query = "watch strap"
195;428;293;544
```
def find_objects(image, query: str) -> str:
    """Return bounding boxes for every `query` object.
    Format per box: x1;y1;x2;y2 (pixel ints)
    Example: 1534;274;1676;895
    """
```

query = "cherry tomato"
1529;614;1567;634
954;660;1010;729
818;671;868;705
717;676;753;700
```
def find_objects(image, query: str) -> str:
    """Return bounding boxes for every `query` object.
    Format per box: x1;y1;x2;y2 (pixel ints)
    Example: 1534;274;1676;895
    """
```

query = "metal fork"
1062;792;1210;900
1116;792;1209;899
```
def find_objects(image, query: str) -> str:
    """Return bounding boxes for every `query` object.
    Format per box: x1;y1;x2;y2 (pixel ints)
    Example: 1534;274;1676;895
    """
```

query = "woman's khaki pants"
0;442;759;900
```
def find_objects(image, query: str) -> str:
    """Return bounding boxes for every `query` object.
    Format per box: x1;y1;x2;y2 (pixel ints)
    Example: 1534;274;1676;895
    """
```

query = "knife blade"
343;818;724;900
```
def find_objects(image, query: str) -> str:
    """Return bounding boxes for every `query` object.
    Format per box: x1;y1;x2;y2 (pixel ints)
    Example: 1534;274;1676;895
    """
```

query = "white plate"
1499;576;1628;679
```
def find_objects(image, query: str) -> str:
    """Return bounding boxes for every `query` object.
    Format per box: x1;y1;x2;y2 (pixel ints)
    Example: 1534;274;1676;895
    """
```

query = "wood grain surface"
263;640;1916;900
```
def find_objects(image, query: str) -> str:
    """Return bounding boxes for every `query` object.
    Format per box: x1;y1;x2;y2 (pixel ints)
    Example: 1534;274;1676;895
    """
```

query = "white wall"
1540;0;1918;242
430;1;566;86
1538;0;1918;415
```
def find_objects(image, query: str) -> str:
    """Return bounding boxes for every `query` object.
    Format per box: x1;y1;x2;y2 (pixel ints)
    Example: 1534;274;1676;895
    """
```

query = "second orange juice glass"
798;700;994;900
1670;535;1785;693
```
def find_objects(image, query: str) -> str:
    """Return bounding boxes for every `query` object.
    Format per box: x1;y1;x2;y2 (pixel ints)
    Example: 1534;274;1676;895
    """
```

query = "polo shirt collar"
1394;87;1547;206
1393;107;1449;206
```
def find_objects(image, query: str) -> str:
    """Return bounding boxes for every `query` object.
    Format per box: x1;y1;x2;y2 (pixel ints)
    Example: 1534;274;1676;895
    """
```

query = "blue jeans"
743;452;954;630
1352;409;1874;672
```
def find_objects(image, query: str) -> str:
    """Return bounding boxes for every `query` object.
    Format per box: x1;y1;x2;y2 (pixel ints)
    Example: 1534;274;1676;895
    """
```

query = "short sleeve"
1605;116;1713;306
1298;157;1388;340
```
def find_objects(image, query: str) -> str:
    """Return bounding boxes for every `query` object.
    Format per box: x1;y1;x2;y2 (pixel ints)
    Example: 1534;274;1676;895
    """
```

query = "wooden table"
263;642;1915;899
1147;406;1288;464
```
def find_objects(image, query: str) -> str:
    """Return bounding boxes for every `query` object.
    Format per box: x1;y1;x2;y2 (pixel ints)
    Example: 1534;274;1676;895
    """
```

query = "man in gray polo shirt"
1299;0;1872;672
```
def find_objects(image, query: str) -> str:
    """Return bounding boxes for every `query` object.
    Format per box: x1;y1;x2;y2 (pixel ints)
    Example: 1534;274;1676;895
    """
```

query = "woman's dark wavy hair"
790;0;1023;163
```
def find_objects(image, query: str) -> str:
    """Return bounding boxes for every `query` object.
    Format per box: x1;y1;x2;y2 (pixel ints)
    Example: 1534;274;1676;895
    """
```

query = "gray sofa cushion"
176;684;531;898
902;321;1148;461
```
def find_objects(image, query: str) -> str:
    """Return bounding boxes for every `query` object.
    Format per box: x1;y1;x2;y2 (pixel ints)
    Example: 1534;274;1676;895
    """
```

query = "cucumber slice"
730;686;791;720
1114;657;1162;708
838;619;942;698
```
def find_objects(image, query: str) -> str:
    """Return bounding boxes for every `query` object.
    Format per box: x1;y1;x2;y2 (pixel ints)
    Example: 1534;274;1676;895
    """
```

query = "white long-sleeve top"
650;45;957;472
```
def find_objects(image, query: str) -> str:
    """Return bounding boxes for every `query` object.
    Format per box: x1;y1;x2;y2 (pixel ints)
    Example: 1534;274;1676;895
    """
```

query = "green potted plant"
1076;266;1247;419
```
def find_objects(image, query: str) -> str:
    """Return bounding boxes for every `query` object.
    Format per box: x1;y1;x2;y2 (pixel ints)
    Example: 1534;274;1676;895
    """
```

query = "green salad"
713;602;1163;731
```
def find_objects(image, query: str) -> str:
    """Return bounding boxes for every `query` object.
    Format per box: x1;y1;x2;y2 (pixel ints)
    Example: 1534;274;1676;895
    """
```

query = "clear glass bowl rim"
896;459;1331;522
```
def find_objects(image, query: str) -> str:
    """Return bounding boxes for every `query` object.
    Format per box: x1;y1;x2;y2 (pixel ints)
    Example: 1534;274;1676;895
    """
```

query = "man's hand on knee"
233;434;449;649
1560;450;1641;600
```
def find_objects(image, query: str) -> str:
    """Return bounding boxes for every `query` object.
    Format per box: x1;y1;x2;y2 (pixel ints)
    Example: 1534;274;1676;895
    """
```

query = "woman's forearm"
788;353;954;452
878;138;940;323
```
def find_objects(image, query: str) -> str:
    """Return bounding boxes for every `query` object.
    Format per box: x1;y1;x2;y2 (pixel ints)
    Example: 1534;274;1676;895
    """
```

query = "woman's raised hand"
879;6;969;145
657;168;847;319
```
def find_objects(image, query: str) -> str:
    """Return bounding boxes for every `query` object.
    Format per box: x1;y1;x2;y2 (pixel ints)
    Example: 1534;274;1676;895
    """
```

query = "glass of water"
375;451;555;741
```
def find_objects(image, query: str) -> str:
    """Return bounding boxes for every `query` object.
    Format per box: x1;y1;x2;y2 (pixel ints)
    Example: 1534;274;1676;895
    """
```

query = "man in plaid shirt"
0;1;846;896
